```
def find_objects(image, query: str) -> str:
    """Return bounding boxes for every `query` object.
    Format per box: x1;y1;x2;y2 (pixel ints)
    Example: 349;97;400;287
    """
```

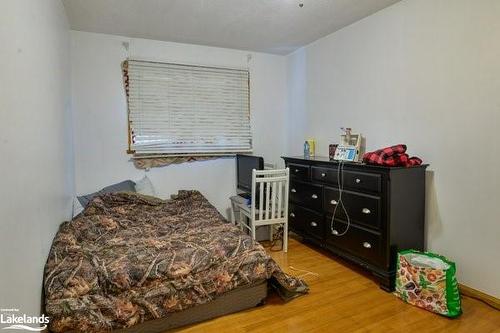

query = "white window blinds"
127;60;252;156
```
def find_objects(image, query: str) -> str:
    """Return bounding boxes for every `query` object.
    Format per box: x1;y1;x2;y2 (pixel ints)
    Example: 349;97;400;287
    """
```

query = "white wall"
0;0;73;316
287;0;500;297
70;31;288;216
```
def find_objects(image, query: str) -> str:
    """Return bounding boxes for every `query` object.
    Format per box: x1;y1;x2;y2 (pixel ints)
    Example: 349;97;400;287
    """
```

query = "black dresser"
282;156;428;291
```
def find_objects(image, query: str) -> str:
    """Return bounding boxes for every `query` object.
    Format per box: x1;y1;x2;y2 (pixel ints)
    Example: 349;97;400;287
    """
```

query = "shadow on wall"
225;207;233;222
424;170;442;250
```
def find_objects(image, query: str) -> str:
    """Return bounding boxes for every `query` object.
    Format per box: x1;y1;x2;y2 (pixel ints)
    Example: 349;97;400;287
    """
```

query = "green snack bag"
394;249;462;317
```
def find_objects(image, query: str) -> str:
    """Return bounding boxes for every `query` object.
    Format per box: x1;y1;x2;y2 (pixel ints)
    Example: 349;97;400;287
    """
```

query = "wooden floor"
173;238;500;333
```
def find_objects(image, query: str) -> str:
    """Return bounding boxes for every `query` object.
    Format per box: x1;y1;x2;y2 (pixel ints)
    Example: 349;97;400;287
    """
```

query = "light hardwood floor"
173;238;500;333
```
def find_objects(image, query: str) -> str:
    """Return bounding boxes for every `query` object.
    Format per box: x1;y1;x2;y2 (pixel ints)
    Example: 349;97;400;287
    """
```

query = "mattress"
43;191;307;332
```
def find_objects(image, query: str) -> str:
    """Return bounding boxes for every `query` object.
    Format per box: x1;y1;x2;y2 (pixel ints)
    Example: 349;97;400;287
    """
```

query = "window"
126;60;251;156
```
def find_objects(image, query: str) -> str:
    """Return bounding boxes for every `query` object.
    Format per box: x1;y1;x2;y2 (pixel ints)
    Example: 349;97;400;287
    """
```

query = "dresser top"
282;156;428;171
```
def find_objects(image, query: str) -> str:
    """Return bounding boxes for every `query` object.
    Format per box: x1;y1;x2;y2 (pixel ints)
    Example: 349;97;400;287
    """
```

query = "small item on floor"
362;144;422;167
289;266;320;280
394;249;462;318
262;225;284;252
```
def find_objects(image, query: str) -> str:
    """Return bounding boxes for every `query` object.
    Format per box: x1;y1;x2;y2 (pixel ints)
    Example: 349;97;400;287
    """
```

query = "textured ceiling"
62;0;401;55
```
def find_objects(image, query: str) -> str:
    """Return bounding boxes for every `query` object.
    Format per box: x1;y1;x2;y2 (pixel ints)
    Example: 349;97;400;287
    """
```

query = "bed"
43;190;308;332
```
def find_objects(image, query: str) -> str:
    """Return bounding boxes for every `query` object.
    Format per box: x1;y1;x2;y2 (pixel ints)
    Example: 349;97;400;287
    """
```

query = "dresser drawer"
343;170;381;193
311;166;339;185
288;204;304;232
304;212;325;240
290;181;323;212
289;205;324;240
326;219;384;265
324;187;381;230
289;163;310;181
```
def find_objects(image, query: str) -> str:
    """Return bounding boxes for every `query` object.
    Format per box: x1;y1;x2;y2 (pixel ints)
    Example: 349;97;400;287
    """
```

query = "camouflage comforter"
44;191;308;332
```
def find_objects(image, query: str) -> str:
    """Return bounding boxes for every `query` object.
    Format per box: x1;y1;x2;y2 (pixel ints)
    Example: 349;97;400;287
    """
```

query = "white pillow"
135;175;156;196
72;197;84;218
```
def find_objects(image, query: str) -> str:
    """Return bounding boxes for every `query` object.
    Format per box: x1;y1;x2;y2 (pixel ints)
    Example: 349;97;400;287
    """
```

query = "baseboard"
459;283;500;310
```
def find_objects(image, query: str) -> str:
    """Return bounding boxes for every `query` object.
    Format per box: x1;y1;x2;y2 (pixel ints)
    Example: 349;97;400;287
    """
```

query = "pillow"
72;197;84;218
77;180;136;207
135;175;156;196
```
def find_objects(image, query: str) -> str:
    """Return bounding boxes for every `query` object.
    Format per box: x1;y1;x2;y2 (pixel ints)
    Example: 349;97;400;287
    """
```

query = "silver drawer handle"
362;208;371;214
321;173;326;177
310;221;318;227
330;199;338;205
290;213;295;218
363;242;372;249
355;178;362;183
295;169;300;173
332;229;339;235
311;194;318;199
291;188;297;193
